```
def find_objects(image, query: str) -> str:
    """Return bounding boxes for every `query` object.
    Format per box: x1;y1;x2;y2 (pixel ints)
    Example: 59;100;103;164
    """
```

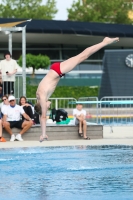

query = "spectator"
0;113;6;142
73;104;89;140
1;95;9;117
2;95;32;141
19;96;35;124
0;50;19;95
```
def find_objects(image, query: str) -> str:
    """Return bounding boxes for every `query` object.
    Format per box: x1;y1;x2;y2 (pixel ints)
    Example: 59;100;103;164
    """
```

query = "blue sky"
54;0;75;20
43;0;78;20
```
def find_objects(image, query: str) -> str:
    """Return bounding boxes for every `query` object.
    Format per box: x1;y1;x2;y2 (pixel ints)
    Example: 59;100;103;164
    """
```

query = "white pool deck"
1;126;133;149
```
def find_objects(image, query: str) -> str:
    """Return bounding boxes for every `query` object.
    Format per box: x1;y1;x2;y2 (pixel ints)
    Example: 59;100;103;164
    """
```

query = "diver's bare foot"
40;134;48;142
103;37;119;46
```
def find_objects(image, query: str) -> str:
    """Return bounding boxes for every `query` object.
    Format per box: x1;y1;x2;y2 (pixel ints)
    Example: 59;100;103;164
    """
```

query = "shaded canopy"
0;20;27;28
0;18;133;37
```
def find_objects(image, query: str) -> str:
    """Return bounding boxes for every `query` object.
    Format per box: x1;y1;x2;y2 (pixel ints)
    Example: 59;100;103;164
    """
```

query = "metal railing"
74;96;133;126
99;96;133;126
20;97;77;109
1;75;23;99
12;96;133;126
15;97;77;116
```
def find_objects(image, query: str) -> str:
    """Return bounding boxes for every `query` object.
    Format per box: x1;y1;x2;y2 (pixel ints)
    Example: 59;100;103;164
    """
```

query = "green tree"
0;0;57;19
67;0;133;24
18;53;50;77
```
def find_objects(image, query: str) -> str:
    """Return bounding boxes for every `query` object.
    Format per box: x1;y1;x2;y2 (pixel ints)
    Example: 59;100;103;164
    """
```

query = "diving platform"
2;124;103;141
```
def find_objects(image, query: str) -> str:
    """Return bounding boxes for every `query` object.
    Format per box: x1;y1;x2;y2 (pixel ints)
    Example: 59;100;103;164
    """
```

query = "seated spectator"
2;95;32;142
1;95;9;117
73;104;89;140
19;96;35;124
0;113;6;142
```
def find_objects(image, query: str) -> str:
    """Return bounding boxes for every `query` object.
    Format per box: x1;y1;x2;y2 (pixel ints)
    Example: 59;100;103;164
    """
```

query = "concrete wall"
2;125;103;141
99;50;133;99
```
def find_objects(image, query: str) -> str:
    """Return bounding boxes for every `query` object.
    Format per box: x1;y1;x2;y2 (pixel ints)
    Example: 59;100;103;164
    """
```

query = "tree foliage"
67;0;133;24
18;53;50;77
0;0;57;19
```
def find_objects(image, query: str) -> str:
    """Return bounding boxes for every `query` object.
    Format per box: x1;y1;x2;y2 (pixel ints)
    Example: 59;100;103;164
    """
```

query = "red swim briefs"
50;62;65;77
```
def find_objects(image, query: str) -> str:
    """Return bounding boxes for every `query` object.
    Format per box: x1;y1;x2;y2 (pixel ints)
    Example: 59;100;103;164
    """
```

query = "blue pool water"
88;117;133;125
101;118;133;125
0;145;133;200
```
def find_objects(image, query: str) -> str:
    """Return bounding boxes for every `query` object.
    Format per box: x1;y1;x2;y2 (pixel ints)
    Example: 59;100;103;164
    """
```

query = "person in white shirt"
0;51;19;95
2;95;32;142
1;95;10;116
73;104;89;139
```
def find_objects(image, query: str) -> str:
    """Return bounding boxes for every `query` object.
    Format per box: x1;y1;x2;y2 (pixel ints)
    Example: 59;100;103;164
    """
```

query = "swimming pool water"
0;145;133;200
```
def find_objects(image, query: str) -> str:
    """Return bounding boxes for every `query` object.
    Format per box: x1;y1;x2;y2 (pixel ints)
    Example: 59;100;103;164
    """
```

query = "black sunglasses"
2;98;7;101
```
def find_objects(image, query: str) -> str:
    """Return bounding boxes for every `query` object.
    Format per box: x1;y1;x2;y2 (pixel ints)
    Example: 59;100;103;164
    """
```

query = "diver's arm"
39;95;48;137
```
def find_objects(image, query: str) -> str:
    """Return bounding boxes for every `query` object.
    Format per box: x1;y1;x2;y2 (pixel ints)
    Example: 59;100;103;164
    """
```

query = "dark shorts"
75;118;79;125
8;120;24;129
50;62;65;77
